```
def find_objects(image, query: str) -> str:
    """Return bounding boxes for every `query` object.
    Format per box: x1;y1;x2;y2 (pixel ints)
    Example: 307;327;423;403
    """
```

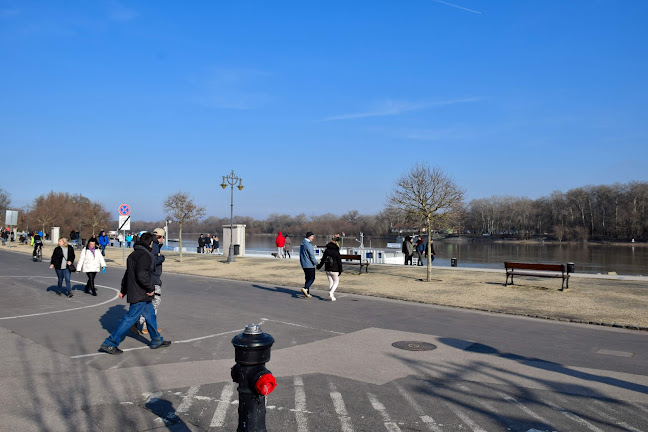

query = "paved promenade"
1;247;647;431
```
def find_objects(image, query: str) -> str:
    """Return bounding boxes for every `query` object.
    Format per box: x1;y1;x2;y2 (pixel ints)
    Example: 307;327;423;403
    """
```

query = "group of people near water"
197;233;221;254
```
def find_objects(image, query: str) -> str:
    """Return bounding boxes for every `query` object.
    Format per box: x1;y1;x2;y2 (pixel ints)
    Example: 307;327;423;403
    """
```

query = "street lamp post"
221;170;244;263
165;219;172;249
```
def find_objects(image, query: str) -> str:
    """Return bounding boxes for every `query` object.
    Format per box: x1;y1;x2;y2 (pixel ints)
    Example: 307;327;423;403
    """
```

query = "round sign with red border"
118;204;131;216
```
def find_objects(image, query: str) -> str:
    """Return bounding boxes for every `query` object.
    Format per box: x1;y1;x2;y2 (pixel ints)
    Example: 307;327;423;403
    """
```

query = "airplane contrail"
432;0;482;15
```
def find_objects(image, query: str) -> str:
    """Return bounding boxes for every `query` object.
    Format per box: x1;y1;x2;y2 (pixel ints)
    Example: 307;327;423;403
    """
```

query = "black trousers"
86;272;97;292
404;254;413;265
303;268;316;291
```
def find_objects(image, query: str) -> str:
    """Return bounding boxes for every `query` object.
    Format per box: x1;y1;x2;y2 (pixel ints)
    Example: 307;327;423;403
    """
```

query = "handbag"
68;263;77;272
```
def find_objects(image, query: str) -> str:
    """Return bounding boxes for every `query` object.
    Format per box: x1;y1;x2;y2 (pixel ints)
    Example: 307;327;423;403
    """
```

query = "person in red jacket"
275;231;286;258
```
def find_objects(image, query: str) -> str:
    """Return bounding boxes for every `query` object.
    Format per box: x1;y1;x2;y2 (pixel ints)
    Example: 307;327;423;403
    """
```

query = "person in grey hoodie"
299;231;318;298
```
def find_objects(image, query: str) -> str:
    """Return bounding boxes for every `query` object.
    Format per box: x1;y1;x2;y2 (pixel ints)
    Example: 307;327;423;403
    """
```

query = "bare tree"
86;201;111;236
0;188;11;218
164;191;206;259
387;163;464;281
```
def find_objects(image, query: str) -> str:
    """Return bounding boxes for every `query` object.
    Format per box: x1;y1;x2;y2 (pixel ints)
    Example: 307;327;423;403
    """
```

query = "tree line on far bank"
3;179;647;244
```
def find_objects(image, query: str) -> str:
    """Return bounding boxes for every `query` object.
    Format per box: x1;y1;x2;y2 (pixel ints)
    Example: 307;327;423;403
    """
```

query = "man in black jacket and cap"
100;232;171;355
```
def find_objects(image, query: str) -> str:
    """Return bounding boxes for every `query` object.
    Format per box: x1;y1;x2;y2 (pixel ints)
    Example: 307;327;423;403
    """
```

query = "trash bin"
451;257;458;267
234;244;240;255
567;262;575;273
197;247;201;253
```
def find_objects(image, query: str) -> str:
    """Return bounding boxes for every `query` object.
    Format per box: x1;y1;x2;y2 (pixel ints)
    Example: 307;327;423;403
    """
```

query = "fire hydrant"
231;324;277;432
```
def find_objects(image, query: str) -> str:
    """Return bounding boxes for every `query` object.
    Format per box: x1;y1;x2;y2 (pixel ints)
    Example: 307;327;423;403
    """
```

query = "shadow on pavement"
438;337;648;395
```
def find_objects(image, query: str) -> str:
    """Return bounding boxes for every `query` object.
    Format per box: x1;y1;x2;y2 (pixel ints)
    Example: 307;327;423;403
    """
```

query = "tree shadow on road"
438;337;648;395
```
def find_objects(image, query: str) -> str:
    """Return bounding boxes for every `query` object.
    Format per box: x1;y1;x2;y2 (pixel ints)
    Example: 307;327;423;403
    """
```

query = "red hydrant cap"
255;373;277;396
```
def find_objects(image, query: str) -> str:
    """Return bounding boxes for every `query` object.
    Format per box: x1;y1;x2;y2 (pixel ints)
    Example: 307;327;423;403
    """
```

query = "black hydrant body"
231;324;276;432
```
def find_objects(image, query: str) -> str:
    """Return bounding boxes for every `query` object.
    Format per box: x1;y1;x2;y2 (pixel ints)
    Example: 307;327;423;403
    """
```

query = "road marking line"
444;401;487;432
561;395;643;432
262;318;345;335
0;277;119;320
496;391;548;424
541;398;605;432
73;315;334;358
367;392;401;432
177;385;200;414
210;382;236;427
294;376;309;432
329;382;354;432
394;381;442;432
71;328;244;358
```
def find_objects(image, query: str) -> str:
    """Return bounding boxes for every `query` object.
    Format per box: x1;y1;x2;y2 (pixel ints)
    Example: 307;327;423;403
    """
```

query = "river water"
167;235;647;276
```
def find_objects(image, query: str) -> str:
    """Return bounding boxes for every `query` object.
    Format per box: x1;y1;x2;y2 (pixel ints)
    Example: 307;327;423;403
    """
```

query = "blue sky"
2;1;646;221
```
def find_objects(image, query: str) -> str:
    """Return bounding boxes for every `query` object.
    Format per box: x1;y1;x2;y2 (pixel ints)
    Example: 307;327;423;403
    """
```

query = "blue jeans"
303;268;316;291
55;268;71;292
102;301;163;348
100;244;106;256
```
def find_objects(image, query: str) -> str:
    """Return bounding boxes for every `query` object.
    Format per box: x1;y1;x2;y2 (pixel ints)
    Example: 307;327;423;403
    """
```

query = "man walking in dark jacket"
135;228;166;335
100;232;171;355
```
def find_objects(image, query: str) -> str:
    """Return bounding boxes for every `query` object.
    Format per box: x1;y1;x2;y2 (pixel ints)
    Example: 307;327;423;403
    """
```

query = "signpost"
118;204;131;264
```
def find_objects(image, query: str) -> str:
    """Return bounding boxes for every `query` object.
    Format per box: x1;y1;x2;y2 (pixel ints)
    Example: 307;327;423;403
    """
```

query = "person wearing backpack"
316;237;344;301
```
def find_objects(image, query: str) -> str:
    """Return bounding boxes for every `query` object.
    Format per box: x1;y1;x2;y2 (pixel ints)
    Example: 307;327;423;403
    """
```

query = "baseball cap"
152;228;165;237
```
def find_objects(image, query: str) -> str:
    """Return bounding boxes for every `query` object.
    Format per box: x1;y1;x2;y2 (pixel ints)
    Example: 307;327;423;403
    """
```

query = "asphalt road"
1;247;647;431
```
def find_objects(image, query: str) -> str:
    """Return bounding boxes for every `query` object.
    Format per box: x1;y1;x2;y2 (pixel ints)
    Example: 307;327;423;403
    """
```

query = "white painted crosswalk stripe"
394;382;442;432
176;385;200;414
444;401;487;432
541;398;605;432
210;382;236;428
329;382;354;432
294;376;309;432
495;390;549;424
367;392;401;432
562;396;643;432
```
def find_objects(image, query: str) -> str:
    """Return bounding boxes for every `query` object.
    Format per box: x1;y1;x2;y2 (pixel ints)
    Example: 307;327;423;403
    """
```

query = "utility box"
222;224;246;257
51;227;60;244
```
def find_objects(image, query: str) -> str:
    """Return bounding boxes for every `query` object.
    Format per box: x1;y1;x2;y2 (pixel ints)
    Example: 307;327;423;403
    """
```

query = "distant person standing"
415;236;425;266
1;229;8;246
299;232;318;298
284;235;292;259
76;237;107;296
198;234;206;253
100;232;171;355
98;230;110;256
402;236;414;265
316;237;343;301
126;233;133;248
204;233;212;254
118;233;124;247
212;235;220;254
49;237;75;297
275;231;286;258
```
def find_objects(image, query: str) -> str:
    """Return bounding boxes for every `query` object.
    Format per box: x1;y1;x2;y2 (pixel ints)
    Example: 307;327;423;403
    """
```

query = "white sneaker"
301;288;312;298
330;293;336;301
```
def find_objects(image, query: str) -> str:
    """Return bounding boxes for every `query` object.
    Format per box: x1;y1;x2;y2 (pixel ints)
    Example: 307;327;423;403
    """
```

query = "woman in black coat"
50;237;76;297
316;238;343;301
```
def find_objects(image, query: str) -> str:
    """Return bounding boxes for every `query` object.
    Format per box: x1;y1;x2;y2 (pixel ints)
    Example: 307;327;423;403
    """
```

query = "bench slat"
505;262;565;272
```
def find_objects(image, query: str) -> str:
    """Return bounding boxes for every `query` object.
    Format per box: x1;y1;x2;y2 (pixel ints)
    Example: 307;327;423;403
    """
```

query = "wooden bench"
340;254;370;274
505;262;570;291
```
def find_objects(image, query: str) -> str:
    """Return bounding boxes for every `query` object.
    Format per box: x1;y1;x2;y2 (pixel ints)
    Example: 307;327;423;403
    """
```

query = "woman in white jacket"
76;237;106;296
